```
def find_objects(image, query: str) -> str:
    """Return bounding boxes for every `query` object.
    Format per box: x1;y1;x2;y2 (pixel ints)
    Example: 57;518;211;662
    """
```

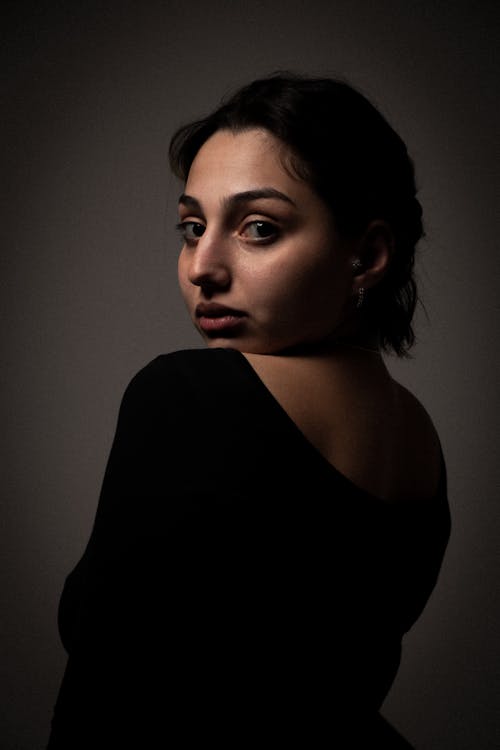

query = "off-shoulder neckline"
220;347;447;510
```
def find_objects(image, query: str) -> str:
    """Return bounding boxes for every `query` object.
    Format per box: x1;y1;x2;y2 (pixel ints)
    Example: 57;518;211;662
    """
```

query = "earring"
356;287;365;309
352;258;363;272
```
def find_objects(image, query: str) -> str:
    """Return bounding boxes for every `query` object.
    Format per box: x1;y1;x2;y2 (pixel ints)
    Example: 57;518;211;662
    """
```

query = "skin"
177;128;370;355
176;128;441;503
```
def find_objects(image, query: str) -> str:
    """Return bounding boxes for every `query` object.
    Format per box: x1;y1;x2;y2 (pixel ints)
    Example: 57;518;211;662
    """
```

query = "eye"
241;220;279;243
176;221;206;242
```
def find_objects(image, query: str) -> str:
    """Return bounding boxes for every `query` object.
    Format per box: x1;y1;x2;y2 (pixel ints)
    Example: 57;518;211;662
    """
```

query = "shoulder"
125;347;243;391
392;381;445;501
395;382;441;452
119;348;252;418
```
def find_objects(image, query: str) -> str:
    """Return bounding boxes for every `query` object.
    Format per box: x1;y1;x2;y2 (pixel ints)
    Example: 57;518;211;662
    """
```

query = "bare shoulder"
394;381;441;449
392;380;443;500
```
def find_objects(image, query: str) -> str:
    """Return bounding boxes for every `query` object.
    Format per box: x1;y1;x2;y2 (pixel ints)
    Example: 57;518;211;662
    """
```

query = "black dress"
47;348;451;748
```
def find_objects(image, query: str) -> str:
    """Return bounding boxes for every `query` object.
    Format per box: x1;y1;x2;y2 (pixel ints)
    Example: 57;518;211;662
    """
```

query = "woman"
47;73;451;747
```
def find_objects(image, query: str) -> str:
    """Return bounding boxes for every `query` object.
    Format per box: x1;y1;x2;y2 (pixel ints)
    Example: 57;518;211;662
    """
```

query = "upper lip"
195;302;245;318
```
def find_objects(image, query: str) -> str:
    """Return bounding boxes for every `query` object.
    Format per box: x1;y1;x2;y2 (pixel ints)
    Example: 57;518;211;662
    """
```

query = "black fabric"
47;348;450;747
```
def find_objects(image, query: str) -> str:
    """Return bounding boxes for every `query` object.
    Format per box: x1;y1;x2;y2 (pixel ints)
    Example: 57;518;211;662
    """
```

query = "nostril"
199;277;231;295
190;266;231;290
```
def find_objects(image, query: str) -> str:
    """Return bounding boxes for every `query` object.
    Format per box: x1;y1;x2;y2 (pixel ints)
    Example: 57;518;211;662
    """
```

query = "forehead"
185;128;301;195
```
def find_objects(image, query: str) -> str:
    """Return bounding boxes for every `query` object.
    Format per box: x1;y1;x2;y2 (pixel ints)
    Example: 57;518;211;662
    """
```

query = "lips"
195;303;246;335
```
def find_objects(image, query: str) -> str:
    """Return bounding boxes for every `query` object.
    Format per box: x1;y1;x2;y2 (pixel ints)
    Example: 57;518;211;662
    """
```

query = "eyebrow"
178;188;296;211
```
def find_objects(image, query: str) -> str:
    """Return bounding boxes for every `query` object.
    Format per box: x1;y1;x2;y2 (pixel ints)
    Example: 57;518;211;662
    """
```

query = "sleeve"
47;356;200;748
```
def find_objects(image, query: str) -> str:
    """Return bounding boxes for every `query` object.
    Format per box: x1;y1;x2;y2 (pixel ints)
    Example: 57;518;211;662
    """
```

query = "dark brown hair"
169;72;424;356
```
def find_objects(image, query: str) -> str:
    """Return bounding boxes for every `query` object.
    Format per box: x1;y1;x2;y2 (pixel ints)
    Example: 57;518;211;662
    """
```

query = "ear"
351;220;394;292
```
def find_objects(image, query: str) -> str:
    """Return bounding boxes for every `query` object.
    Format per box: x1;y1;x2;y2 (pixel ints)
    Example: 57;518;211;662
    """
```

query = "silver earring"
352;259;363;272
356;287;365;309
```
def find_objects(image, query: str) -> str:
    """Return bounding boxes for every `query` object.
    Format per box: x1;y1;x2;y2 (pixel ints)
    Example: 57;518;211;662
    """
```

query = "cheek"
177;256;193;309
249;260;329;328
177;253;189;291
282;254;337;301
277;253;349;324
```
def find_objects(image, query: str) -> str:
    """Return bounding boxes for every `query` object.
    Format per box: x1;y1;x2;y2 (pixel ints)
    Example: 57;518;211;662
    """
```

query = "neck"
276;335;382;358
336;339;381;355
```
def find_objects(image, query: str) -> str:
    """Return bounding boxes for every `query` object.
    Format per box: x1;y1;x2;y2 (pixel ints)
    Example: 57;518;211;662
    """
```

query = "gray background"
3;1;499;747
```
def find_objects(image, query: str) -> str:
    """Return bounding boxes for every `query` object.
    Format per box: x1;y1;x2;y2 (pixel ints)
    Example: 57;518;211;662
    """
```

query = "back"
48;348;450;748
244;348;442;504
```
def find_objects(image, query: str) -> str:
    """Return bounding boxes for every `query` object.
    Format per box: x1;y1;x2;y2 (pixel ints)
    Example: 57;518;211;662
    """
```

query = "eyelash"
175;220;280;245
242;221;279;242
175;221;205;242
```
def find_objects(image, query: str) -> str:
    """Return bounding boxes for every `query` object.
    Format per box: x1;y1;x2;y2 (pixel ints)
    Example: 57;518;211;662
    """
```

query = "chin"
200;330;301;355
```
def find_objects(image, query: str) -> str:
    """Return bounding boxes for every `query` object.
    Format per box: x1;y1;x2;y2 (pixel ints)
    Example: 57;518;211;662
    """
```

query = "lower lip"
198;315;245;333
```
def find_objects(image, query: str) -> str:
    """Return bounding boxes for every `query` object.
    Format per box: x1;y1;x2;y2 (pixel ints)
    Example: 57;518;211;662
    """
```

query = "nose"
186;232;231;291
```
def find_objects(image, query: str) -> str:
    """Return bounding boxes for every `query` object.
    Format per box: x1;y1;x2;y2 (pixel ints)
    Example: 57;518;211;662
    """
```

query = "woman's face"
177;128;356;354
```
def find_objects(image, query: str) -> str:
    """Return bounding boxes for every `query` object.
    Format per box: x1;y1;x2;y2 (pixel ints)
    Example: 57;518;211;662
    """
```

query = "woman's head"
170;72;423;356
